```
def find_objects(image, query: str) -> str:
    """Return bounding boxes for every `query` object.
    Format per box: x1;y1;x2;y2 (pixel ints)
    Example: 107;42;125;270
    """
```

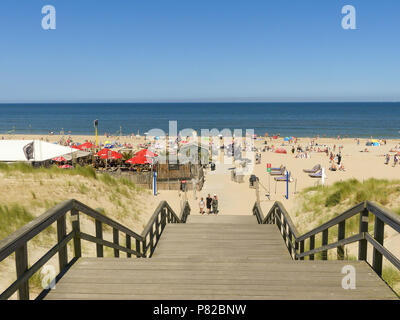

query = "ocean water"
0;102;399;138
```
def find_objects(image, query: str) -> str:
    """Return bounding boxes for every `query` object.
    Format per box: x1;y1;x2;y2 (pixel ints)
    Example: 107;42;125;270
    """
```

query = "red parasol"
275;148;287;154
126;154;152;164
77;142;97;150
58;164;73;169
96;148;122;160
52;156;66;162
135;149;158;158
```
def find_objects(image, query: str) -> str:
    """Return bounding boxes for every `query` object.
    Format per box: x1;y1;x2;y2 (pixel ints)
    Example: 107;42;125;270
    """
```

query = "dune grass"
0;204;34;240
300;178;400;218
0;162;97;179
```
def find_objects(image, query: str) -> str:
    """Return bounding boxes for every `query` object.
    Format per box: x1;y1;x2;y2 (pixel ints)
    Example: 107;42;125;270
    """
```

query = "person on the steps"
206;194;212;214
199;197;205;215
212;194;219;214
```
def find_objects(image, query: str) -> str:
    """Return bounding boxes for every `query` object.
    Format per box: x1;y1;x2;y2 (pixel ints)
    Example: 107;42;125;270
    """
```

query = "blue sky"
0;0;399;102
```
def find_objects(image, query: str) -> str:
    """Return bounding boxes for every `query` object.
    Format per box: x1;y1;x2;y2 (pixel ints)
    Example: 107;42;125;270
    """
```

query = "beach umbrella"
96;148;122;159
126;154;152;164
284;137;289;141
71;145;80;149
273;136;278;139
52;156;66;162
59;164;73;169
275;148;287;154
135;149;158;158
77;142;97;150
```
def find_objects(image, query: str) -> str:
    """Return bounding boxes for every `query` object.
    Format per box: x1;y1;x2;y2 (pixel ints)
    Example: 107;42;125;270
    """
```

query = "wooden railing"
253;201;400;279
0;199;190;300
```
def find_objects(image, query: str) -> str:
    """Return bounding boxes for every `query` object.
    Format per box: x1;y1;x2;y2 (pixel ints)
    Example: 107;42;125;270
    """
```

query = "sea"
0;102;399;138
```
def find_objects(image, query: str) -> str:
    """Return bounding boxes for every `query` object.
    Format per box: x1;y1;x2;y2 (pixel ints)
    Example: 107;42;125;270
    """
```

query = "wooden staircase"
45;214;397;300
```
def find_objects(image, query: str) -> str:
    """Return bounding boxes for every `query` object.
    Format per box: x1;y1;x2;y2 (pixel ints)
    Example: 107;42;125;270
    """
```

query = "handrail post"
358;208;369;260
71;208;81;258
276;207;281;230
57;215;68;270
309;235;315;260
294;240;299;260
337;220;345;260
135;239;141;258
288;230;293;257
372;216;385;276
113;228;119;258
299;240;304;260
95;220;103;257
143;238;147;257
149;227;154;255
15;244;29;300
126;235;131;258
282;220;287;244
322;229;328;260
155;214;161;240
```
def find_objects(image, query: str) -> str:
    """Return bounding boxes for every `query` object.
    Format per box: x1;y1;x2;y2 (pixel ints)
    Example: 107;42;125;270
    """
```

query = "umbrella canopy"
52;156;66;162
126;154;152;164
59;164;73;169
135;149;158;158
275;148;287;154
96;148;122;159
77;142;97;150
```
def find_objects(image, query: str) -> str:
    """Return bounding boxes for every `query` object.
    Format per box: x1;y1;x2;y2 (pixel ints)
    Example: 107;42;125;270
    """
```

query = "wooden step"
45;257;398;300
186;215;258;224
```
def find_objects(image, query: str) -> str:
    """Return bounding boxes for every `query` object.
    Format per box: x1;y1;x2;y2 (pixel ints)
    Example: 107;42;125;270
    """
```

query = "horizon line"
1;99;400;104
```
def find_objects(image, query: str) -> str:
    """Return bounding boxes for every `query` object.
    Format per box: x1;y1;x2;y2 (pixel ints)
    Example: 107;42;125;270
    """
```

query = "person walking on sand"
385;154;390;165
212;194;219;215
199;197;205;215
206;194;212;214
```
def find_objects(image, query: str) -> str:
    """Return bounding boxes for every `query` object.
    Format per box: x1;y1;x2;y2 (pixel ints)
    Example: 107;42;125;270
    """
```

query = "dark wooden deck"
45;215;397;300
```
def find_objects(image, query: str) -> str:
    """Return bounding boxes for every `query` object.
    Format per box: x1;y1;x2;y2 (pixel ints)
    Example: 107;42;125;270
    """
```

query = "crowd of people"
199;194;219;215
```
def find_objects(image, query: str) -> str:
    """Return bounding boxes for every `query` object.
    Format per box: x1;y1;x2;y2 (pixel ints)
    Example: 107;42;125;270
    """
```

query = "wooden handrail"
254;200;400;282
0;199;190;300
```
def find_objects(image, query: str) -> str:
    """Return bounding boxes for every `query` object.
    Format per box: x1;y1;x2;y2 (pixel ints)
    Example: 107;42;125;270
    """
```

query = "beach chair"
270;167;286;176
309;169;322;178
270;165;283;171
274;172;291;181
303;164;321;173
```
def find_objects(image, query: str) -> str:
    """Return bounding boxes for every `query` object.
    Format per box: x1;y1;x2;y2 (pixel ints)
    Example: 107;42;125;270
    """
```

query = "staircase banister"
296;201;365;242
253;201;267;224
178;201;191;222
366;201;400;233
141;201;168;238
162;201;184;223
273;201;301;239
72;199;143;242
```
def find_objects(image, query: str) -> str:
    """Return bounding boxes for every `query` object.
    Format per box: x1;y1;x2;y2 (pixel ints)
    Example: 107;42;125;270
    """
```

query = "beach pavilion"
0;140;86;163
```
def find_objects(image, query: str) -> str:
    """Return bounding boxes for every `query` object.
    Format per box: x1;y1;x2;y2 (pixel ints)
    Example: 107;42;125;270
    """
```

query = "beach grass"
0;162;97;179
0;204;35;239
301;178;400;209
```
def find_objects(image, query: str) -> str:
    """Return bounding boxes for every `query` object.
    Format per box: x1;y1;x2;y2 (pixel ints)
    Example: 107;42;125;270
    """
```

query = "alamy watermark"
341;265;356;290
41;5;56;30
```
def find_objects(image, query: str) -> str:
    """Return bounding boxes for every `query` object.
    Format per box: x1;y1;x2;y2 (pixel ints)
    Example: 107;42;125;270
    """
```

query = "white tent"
0;140;81;162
